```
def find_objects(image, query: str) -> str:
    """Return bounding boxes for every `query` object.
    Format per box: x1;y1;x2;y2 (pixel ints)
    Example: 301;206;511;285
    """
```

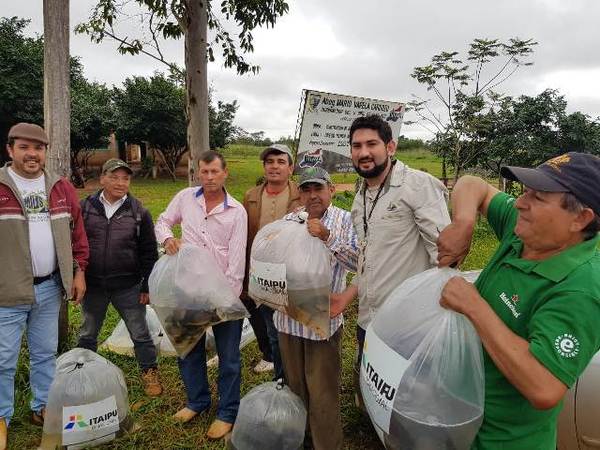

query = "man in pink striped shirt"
154;151;247;440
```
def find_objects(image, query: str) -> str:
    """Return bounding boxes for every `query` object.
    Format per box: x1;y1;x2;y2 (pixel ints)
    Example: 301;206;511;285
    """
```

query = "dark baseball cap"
299;166;332;187
102;158;133;174
260;143;294;162
500;152;600;215
8;122;49;145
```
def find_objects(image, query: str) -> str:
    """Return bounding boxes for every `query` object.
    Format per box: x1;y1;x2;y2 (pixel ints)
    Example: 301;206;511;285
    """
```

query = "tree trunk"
44;0;71;178
44;0;71;351
184;0;209;186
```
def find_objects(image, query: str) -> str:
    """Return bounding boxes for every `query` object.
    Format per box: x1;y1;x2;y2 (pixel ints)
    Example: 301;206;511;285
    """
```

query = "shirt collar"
100;190;127;206
505;234;600;282
195;186;235;208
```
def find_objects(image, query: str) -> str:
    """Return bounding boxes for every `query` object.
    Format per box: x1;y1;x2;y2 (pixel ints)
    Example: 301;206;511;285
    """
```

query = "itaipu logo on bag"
554;333;580;358
64;414;89;430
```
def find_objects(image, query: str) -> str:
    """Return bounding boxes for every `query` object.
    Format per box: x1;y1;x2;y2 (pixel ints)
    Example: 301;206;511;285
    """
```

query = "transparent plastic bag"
229;380;307;450
249;215;332;338
39;348;132;450
149;244;249;358
99;305;177;357
360;268;484;450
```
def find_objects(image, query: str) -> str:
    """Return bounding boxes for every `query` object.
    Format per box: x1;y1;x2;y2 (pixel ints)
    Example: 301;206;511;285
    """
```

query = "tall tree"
77;0;289;184
43;0;71;178
113;74;187;180
70;78;115;186
407;38;537;182
43;0;71;349
0;17;44;163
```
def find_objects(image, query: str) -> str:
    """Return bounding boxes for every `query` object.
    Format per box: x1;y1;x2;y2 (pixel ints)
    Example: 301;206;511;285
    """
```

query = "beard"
353;157;389;179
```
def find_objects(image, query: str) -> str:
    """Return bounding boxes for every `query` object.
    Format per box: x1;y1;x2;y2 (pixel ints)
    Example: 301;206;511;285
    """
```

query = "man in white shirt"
0;123;88;449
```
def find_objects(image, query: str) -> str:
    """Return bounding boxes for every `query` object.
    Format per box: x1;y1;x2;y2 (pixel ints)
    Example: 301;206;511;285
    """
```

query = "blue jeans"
78;284;157;370
178;319;242;423
0;276;62;424
259;305;284;381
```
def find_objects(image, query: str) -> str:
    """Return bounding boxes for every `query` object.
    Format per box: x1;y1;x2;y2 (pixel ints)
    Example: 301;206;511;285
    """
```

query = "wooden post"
44;0;71;350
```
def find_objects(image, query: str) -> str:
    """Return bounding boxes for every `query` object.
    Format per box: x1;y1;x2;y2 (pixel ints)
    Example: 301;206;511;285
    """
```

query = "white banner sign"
296;90;405;173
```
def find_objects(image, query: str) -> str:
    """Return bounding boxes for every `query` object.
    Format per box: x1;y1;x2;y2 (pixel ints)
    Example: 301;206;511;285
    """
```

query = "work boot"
0;417;7;450
142;368;163;397
206;419;233;439
30;407;45;427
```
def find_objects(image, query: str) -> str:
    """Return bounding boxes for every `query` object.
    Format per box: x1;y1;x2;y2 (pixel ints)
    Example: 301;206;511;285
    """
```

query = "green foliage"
0;16;114;167
408;37;538;181
396;135;427;150
76;0;290;76
209;97;239;150
114;73;187;179
0;17;44;162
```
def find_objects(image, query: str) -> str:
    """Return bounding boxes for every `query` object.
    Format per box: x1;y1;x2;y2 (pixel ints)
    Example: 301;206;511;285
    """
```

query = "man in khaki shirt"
331;115;450;407
242;144;301;380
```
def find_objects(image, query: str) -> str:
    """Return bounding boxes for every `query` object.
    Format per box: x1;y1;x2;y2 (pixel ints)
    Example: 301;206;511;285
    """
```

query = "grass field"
9;146;498;449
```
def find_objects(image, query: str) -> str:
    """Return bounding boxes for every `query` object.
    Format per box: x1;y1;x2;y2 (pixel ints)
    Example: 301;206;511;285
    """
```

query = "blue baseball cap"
501;152;600;215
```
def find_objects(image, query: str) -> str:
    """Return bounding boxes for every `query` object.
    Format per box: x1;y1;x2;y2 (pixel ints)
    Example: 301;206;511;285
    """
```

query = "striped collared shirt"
154;187;248;296
274;204;358;340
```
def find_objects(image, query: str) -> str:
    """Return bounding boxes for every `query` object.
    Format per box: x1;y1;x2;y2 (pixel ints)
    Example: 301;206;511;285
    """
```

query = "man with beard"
0;123;88;448
330;114;450;408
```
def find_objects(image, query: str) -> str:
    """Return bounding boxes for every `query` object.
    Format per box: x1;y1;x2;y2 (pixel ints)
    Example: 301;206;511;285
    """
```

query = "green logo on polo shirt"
554;334;580;358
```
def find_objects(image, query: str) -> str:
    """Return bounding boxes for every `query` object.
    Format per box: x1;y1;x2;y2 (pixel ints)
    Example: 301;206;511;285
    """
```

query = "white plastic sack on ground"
361;268;484;450
229;380;307;450
249;215;332;338
205;318;255;352
99;305;177;357
39;348;132;450
100;308;255;357
149;244;249;359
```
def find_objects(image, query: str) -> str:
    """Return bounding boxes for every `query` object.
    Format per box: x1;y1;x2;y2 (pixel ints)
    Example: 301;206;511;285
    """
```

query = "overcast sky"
5;0;600;140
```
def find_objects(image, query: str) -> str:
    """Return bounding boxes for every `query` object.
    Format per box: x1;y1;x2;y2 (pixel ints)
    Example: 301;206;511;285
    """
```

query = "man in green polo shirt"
437;152;600;449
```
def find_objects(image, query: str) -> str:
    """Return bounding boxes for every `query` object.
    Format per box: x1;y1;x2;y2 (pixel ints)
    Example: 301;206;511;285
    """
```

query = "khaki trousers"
278;327;343;450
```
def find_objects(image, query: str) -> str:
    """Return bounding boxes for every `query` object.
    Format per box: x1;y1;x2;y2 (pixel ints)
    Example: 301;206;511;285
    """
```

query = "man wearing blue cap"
437;152;600;449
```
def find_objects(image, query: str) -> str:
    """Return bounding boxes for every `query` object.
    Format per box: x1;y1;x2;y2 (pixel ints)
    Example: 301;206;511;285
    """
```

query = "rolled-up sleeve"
411;178;451;265
325;210;359;272
154;190;183;244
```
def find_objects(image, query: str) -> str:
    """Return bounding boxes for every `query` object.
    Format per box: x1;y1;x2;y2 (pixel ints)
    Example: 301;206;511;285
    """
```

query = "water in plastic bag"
249;215;332;338
360;268;484;450
39;348;132;449
149;244;249;358
229;380;307;450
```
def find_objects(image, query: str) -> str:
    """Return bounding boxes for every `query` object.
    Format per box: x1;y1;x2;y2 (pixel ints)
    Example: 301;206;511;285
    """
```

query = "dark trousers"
241;296;272;362
355;326;367;411
259;305;284;381
78;284;157;370
278;328;343;450
178;319;242;423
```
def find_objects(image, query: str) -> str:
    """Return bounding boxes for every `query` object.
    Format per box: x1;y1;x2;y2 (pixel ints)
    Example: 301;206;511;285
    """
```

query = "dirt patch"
335;183;355;193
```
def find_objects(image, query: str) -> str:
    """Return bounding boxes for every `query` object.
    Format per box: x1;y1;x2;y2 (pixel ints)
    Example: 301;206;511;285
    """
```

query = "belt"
33;271;57;285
